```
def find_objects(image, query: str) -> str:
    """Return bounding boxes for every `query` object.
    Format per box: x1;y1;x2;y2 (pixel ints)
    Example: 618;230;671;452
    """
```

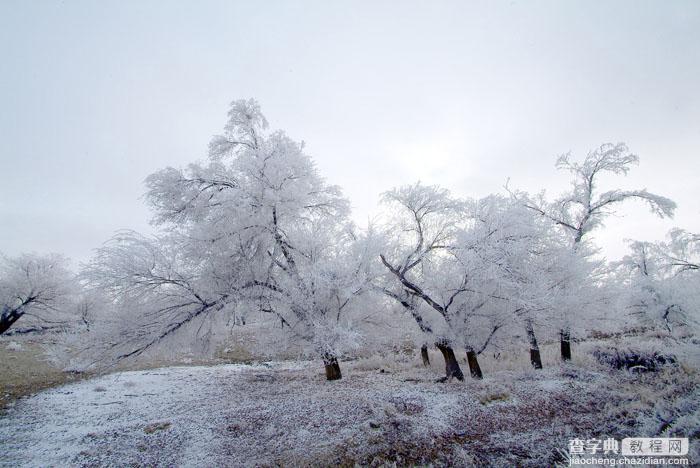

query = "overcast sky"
1;0;698;266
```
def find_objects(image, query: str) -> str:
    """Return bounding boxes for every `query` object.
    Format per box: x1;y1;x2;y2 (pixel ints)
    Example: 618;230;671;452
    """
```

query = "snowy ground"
0;354;697;467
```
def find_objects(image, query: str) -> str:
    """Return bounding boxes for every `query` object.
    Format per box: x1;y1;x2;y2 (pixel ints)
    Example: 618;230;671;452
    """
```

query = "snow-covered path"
0;362;476;467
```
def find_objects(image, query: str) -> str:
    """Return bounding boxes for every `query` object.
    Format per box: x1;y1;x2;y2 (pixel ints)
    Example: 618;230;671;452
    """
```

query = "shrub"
592;347;676;372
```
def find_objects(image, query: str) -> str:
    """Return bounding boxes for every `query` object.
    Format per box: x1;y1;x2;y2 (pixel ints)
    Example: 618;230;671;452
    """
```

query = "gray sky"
1;0;698;266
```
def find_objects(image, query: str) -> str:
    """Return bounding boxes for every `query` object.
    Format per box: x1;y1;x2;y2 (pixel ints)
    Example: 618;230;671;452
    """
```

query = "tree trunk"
525;320;542;369
465;348;483;379
0;307;23;335
560;328;572;361
420;344;430;367
323;354;342;381
436;343;464;381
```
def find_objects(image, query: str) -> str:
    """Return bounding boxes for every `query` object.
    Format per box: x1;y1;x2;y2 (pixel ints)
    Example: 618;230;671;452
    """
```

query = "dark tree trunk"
0;307;24;335
420;344;430;367
436;343;464;381
465;348;483;379
323;355;342;381
525;320;542;369
560;328;572;361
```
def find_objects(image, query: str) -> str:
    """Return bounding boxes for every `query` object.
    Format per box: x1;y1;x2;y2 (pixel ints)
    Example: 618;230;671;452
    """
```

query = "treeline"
1;99;697;381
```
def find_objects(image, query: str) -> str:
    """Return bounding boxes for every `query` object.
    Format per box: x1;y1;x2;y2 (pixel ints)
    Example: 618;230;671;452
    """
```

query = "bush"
592;347;676;372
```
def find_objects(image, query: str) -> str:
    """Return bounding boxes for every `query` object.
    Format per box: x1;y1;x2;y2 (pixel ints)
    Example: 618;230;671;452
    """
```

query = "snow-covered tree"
379;185;555;379
379;183;600;375
86;99;373;379
82;231;238;362
511;142;676;359
378;183;472;380
456;196;598;369
617;229;699;335
664;228;700;275
0;253;74;334
459;196;548;369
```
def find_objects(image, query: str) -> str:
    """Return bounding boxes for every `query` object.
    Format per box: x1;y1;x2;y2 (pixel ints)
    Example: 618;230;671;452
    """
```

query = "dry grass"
476;388;510;405
143;421;172;434
0;338;85;410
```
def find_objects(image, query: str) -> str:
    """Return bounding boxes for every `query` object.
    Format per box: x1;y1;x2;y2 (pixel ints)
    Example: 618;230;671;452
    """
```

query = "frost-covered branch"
0;253;74;334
